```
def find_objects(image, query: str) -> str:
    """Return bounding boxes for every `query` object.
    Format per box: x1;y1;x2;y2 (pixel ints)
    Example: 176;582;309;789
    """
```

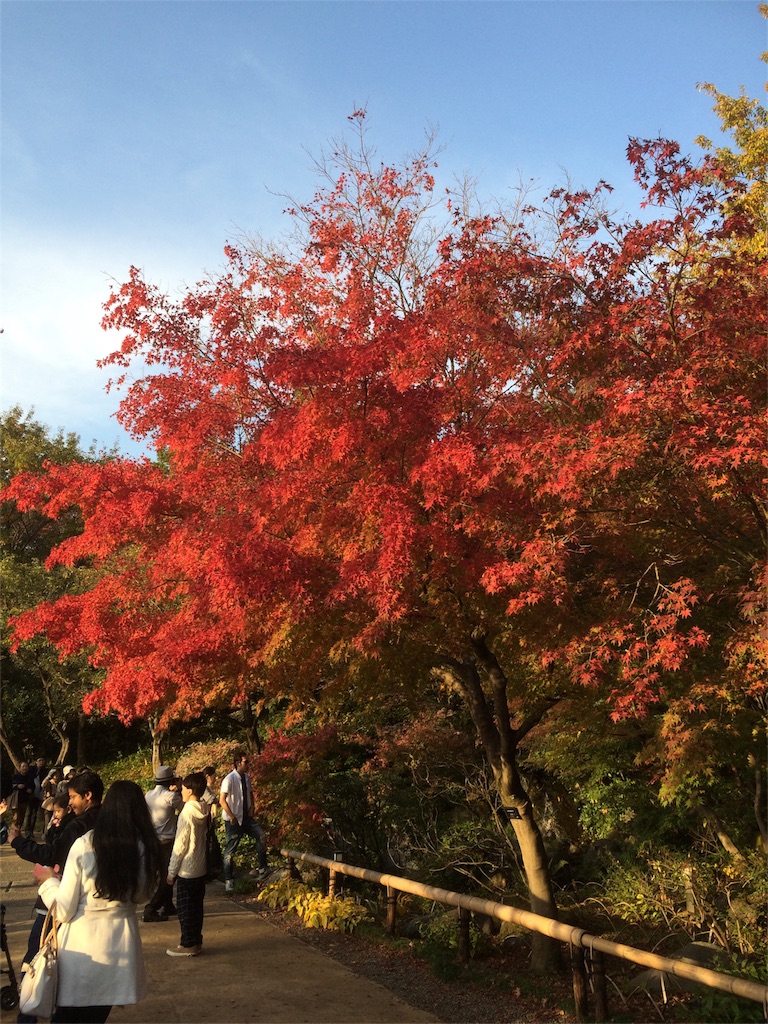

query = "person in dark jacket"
8;770;103;1024
44;792;74;839
10;761;36;831
22;756;48;838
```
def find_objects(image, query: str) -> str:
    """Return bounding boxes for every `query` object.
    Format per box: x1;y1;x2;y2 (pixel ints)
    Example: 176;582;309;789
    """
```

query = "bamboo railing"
281;848;768;1023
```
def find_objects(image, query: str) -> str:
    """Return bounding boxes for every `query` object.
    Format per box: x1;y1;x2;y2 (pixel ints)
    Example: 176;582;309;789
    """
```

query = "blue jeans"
222;817;267;879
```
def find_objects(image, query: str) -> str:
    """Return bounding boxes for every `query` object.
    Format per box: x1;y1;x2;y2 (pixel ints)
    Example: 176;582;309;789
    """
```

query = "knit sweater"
168;798;208;880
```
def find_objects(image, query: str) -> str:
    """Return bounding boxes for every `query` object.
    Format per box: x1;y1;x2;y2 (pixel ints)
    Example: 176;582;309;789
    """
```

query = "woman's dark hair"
202;765;215;777
93;780;161;902
183;772;206;800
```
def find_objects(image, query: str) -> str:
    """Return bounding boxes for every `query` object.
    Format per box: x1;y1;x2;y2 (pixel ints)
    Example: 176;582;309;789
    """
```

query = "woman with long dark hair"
35;780;161;1024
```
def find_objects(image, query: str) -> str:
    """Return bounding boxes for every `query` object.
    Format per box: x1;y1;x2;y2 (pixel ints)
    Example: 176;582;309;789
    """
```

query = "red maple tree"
6;112;765;967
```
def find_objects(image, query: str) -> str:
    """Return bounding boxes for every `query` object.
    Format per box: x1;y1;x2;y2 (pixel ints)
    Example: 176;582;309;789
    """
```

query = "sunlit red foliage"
4;123;765;744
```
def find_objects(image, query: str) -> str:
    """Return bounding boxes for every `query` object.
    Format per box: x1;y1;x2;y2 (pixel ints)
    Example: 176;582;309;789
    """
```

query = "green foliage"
577;773;660;843
675;957;768;1024
95;748;154;789
230;875;259;895
1;407;105;767
596;849;767;960
419;911;481;957
255;874;308;909
258;875;373;933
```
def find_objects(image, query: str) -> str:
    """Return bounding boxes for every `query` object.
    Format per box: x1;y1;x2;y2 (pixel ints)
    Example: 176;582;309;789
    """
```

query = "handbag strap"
39;901;59;954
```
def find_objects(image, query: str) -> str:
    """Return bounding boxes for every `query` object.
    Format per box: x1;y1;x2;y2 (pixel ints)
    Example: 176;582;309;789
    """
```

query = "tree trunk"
0;706;21;771
495;755;562;971
40;670;72;767
752;751;767;853
76;711;87;766
241;697;262;755
434;646;562;972
149;713;165;774
55;735;71;766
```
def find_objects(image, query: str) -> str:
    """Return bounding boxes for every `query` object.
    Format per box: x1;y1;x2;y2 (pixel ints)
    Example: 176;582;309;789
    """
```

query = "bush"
174;738;242;784
597;848;767;961
96;749;154;789
257;875;373;933
419;910;481;957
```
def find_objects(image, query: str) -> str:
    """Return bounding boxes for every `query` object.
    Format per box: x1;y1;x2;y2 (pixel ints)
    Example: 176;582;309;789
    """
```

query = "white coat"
39;832;151;1007
168;799;208;880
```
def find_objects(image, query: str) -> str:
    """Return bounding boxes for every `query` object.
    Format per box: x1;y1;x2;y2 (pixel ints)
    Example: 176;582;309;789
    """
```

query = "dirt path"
1;844;439;1023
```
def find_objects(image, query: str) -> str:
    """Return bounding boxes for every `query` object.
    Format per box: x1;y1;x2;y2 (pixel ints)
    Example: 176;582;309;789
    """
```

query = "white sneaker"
224;879;234;892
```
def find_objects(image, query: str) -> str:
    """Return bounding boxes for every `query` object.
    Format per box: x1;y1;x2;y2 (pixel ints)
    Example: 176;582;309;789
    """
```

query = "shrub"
597;848;767;961
257;876;373;933
96;749;154;789
419;910;481;957
174;738;242;783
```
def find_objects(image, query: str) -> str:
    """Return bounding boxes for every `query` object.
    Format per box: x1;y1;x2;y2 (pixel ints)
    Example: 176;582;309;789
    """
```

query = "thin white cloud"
1;228;221;454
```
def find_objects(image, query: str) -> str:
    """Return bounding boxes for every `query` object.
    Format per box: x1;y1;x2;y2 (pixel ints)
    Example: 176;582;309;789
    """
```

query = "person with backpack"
165;772;209;957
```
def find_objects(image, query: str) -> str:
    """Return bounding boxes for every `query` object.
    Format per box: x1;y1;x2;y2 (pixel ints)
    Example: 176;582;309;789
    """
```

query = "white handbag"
19;902;59;1018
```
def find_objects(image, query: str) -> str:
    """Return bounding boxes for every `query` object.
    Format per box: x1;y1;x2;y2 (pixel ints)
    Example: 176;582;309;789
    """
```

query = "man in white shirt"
144;765;183;922
219;751;268;892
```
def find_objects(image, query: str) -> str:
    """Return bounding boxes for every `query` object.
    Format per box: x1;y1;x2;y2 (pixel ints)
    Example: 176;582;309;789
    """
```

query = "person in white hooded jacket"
166;771;209;957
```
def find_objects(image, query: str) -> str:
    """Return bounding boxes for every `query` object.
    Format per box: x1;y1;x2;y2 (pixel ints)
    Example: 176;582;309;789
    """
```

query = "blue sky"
2;1;764;456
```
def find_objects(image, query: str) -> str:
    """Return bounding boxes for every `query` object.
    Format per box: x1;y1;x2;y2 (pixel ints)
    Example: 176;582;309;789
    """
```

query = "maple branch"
431;656;500;762
469;632;517;763
512;697;562;744
752;753;768;851
730;467;768;543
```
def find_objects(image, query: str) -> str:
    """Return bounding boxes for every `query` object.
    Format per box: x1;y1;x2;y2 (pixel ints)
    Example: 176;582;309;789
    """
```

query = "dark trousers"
51;1006;111;1023
222;818;267;879
22;799;41;837
14;798;30;830
144;840;175;914
176;875;206;949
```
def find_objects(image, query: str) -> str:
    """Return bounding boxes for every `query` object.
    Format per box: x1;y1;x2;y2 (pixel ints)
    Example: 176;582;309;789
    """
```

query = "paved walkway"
0;843;438;1023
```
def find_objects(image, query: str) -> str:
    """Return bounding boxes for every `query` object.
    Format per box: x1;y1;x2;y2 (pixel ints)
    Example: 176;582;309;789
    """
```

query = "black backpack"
205;817;223;882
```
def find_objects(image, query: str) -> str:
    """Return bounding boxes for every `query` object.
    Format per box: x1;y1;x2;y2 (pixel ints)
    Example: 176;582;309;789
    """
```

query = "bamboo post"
458;906;471;963
571;944;589;1023
386;886;398;935
590;949;608;1023
328;867;337;898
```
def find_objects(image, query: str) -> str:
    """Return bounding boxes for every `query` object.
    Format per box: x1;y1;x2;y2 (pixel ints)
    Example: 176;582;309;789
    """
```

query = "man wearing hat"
143;765;183;922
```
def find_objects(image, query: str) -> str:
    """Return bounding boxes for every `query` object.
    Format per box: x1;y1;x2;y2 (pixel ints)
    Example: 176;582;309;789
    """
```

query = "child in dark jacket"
45;793;74;840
